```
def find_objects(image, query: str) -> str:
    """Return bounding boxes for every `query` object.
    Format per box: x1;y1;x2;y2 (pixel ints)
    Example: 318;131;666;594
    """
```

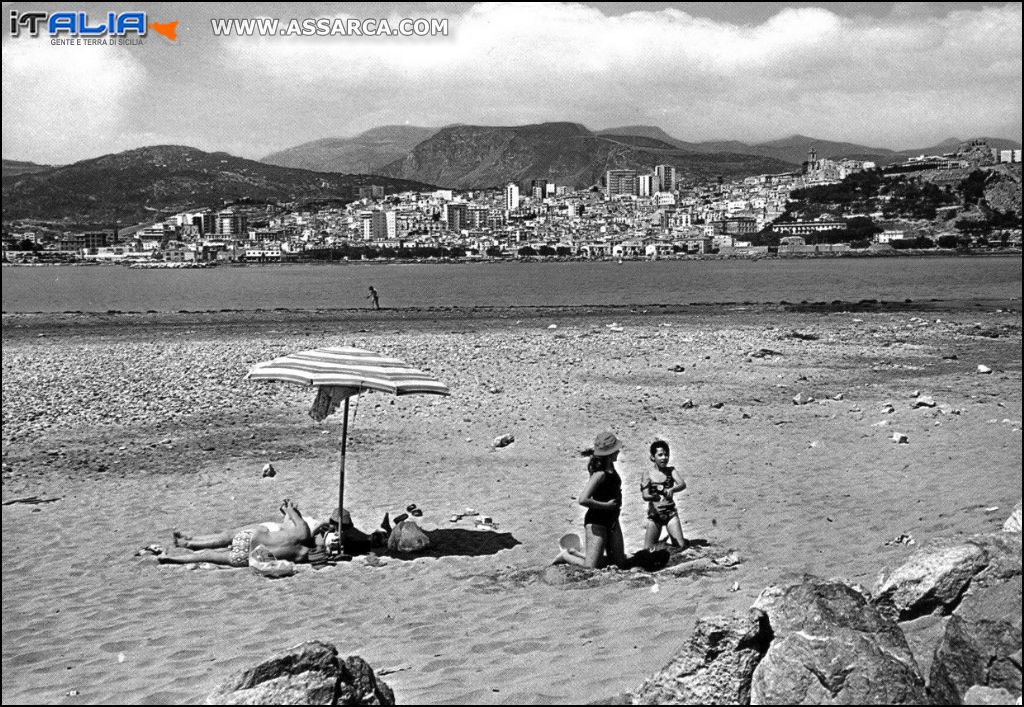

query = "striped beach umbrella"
247;346;449;557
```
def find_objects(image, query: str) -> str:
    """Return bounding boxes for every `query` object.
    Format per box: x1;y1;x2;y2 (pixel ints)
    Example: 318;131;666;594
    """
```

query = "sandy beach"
2;301;1021;704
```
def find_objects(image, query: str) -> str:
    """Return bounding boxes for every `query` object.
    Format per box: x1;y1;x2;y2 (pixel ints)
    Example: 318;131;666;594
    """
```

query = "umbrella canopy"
247;346;450;396
247;345;449;557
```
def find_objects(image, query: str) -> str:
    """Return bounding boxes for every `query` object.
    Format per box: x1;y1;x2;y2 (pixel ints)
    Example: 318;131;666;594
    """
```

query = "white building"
638;174;654;197
504;183;520;212
246;243;282;259
645;242;674;258
876;230;905;244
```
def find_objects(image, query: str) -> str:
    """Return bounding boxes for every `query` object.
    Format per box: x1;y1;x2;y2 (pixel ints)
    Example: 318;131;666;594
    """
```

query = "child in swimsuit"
641;440;687;550
554;431;628;569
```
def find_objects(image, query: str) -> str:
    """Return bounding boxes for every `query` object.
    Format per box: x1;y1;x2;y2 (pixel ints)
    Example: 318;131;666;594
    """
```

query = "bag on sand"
249;544;296;578
387;520;431;553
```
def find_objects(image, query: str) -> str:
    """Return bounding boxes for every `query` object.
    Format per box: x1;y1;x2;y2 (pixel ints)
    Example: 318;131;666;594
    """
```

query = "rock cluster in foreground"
630;505;1022;705
206;641;394;706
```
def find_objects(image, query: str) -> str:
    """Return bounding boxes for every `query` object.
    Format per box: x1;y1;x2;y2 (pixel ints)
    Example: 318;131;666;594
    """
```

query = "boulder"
1004;502;1022;534
633;610;770;705
929;575;1023;705
873;542;989;622
750;577;927;704
206;641;394;705
492;433;515;448
962;685;1020;705
970;534;1023;587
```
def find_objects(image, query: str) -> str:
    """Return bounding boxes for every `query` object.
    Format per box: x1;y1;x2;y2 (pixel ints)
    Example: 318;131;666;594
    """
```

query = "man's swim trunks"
229;528;256;567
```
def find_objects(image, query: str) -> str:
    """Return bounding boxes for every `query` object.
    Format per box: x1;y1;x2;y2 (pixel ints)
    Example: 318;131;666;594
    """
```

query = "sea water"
2;257;1020;313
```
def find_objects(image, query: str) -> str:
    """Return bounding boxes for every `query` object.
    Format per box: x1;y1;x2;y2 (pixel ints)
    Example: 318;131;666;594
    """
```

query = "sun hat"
592;431;622;457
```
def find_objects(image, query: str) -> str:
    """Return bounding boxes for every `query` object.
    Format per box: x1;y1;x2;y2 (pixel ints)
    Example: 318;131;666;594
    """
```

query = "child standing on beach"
641;440;687;550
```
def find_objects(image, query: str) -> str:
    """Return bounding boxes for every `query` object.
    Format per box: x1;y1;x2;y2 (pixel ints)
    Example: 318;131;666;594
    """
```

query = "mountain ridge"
2;145;435;229
598;126;1022;165
376;122;794;188
262;125;437;174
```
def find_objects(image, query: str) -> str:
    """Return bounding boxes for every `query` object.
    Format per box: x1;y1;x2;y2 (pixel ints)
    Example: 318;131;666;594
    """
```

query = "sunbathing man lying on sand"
160;499;324;567
159;501;391;566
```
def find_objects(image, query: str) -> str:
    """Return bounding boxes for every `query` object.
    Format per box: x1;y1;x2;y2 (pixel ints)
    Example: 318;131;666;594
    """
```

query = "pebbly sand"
2;301;1021;704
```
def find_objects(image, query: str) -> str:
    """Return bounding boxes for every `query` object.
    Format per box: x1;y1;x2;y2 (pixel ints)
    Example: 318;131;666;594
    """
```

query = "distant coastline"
3;246;1021;268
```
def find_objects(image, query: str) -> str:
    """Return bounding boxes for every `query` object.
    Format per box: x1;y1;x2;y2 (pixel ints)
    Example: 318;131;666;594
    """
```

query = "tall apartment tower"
370;210;396;240
505;182;520;212
216;209;246;236
655;164;677;192
530;179;548;200
638;174;654;197
605;169;638;198
445;203;470;232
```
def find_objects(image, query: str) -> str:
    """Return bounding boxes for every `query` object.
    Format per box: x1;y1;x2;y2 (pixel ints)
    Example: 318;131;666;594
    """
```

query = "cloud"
2;38;146;164
219;2;1021;148
3;3;1019;163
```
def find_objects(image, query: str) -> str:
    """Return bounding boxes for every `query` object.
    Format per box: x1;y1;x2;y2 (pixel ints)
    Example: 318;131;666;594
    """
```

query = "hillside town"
3;141;1021;265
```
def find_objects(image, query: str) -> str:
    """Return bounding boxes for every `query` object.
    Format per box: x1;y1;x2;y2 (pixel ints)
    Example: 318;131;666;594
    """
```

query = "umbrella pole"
338;396;349;557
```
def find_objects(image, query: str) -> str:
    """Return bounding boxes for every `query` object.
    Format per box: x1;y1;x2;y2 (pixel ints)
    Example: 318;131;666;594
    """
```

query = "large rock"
206;641;395;705
872;541;990;622
929;575;1023;705
633;610;770;705
750;577;928;704
873;532;1022;701
1004;502;1022;534
970;534;1023;587
962;685;1020;705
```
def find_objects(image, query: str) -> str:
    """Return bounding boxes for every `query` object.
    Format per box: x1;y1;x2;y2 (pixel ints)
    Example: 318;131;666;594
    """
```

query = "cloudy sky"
2;2;1021;165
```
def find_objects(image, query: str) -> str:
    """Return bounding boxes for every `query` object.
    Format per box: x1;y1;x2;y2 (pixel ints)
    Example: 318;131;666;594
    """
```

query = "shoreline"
3;248;1021;269
3;297;1021;339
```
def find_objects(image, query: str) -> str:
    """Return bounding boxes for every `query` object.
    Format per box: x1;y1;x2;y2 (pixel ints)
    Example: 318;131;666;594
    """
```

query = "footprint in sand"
501;639;548;655
99;639;140;654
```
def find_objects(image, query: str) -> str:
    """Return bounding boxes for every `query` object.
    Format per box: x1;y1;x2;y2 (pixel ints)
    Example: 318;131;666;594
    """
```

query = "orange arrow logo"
149;20;178;41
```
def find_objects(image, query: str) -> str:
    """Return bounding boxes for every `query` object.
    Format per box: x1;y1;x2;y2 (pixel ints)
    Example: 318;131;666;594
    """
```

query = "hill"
261;125;437;173
2;159;54;178
597;125;700;151
895;137;1022;158
377;122;794;188
598;127;1021;166
740;134;899;165
2;145;435;229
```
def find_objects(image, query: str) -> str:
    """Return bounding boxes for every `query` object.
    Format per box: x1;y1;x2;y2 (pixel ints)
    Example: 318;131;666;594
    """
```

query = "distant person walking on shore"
367;286;380;310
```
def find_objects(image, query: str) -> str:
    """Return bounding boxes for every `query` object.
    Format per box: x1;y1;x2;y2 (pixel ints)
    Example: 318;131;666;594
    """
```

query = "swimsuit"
643;466;678;526
584;466;622;529
229;528;256;567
